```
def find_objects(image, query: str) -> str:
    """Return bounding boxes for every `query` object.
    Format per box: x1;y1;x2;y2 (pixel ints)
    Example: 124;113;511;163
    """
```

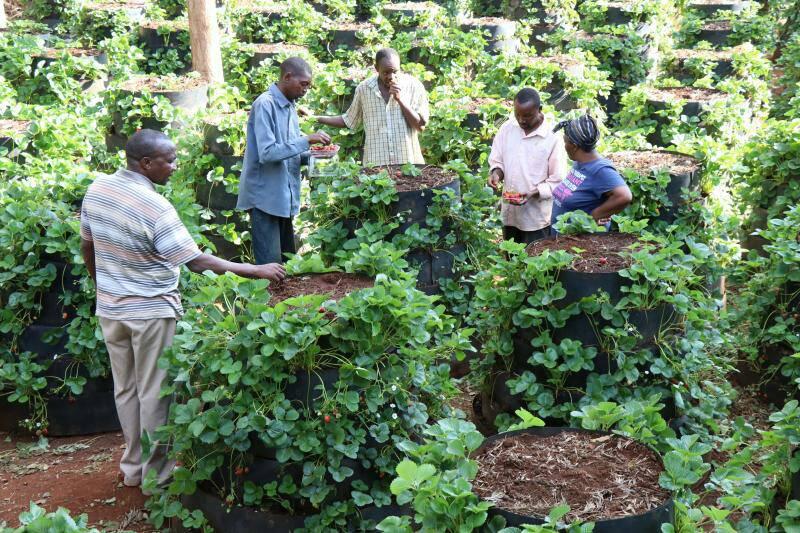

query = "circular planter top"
644;86;726;103
267;272;374;305
361;164;458;193
527;233;646;273
237;1;287;13
608;150;701;176
0;120;32;137
701;19;733;31
36;47;104;59
83;0;145;11
473;428;671;526
140;19;188;31
203;110;247;128
461;97;512;114
670;47;734;61
118;74;208;93
326;21;375;31
461;16;515;27
246;42;309;54
382;1;440;12
519;54;584;76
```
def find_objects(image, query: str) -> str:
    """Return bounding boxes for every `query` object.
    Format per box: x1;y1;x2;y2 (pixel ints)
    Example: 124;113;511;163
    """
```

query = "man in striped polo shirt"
80;129;285;492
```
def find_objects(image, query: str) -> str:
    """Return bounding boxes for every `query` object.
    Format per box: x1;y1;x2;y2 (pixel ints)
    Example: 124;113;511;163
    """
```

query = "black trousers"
503;225;551;246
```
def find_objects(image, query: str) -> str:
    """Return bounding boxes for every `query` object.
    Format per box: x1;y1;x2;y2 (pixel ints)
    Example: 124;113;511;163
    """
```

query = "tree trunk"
0;0;7;30
187;0;224;83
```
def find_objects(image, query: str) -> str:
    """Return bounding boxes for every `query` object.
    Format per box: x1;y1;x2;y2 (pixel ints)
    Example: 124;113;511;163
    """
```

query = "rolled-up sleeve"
488;122;507;174
538;134;567;200
414;82;429;124
153;206;202;267
342;85;363;129
253;99;310;164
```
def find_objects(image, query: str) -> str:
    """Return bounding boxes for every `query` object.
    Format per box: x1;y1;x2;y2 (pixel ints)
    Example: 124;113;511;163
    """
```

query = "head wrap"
553;115;600;152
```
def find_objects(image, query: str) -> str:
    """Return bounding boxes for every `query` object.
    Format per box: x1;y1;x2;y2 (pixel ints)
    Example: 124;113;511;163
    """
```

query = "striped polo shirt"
80;169;202;320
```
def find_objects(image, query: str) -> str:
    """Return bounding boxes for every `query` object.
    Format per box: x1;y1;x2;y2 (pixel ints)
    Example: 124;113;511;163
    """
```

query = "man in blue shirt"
237;57;331;264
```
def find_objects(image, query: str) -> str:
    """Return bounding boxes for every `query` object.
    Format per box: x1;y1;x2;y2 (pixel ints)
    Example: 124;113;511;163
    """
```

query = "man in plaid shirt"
316;48;429;167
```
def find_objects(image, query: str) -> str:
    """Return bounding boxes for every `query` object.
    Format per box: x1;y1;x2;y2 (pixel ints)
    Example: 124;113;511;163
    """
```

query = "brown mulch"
140;20;188;31
249;43;308;54
362;165;457;192
119;75;207;93
0;432;152;532
527;233;644;273
84;0;145;10
37;48;103;59
702;20;733;30
728;384;773;432
463;97;511;113
0;120;31;136
473;432;669;522
671;47;733;60
462;17;514;26
691;0;735;4
267;272;374;305
383;2;438;11
608;150;701;175
329;22;374;31
646;86;725;102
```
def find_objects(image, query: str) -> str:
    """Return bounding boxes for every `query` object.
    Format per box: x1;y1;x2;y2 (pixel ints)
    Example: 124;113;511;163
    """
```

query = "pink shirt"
489;116;567;231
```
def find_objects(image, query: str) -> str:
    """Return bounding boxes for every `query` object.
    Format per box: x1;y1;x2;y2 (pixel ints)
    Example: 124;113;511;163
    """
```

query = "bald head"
125;129;174;162
125;129;177;185
279;57;311;78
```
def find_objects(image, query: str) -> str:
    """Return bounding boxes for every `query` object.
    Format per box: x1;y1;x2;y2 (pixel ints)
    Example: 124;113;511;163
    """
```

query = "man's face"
376;56;400;88
141;144;177;185
283;71;312;101
514;100;541;133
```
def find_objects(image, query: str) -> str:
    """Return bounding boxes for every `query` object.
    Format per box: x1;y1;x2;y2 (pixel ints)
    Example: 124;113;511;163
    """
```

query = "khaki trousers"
99;317;175;488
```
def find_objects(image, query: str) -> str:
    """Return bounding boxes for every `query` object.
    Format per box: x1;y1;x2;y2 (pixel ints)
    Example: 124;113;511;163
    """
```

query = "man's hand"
488;168;503;190
389;81;403;103
307;131;331;145
253;263;287;282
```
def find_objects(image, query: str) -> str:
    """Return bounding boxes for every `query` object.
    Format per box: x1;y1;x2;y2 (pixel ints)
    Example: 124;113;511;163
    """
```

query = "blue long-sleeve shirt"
236;84;310;218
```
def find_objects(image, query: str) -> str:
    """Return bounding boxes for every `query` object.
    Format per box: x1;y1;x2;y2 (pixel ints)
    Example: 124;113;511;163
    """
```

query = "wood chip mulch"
473;432;669;522
527;233;644;273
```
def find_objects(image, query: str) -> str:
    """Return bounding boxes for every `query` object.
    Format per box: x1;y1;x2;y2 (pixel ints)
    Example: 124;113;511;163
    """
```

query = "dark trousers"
503;225;551;246
251;208;296;265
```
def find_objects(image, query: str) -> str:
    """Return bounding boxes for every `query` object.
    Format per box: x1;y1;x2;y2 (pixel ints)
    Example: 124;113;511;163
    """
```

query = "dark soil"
527;233;644;273
702;20;733;30
38;48;103;59
0;432;152;532
119;75;207;92
267;272;374;305
0;120;31;136
608;150;701;175
473;432;669;522
646;86;725;102
362;165;457;192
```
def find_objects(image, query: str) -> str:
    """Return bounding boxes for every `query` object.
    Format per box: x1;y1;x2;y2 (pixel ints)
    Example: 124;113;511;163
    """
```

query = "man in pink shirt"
488;88;567;244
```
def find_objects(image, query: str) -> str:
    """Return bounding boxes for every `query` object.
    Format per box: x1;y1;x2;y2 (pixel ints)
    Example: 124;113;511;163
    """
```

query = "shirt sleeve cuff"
296;137;310;153
537;182;553;200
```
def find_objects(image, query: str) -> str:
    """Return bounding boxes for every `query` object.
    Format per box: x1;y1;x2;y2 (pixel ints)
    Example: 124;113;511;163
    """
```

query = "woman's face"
563;134;578;161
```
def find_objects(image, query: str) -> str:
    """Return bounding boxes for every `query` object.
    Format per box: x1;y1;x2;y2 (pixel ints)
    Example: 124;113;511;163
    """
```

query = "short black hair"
515;87;541;108
125;129;174;161
375;48;400;65
279;57;311;78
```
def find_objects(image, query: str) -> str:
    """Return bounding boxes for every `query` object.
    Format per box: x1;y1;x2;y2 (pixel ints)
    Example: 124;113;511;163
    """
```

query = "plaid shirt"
343;74;429;167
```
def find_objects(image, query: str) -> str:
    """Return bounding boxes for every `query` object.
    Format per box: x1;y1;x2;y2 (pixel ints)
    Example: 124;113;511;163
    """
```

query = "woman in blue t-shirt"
550;115;632;231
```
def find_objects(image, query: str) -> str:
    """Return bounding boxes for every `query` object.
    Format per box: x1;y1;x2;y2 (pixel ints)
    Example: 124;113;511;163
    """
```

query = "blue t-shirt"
550;158;626;226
